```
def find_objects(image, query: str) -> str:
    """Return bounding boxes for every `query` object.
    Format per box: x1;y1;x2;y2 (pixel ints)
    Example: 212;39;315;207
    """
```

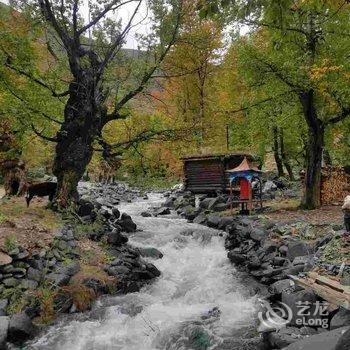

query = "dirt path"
267;205;343;226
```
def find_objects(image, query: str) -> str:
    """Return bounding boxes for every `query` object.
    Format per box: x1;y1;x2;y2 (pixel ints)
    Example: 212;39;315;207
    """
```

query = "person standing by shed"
342;195;350;232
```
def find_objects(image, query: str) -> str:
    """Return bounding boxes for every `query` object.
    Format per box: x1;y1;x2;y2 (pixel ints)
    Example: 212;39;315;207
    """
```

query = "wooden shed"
182;153;256;194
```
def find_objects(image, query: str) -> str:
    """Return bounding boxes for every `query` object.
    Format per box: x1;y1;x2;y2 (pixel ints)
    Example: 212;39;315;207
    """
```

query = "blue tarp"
228;171;261;184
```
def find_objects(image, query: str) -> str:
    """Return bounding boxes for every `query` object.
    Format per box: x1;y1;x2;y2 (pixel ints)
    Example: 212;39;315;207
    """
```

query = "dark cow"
26;182;57;207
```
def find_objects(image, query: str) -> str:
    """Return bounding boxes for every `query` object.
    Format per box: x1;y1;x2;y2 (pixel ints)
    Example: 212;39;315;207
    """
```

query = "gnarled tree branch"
31;124;58;142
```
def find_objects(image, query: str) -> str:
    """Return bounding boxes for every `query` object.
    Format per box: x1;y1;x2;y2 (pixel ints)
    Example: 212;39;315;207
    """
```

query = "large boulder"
118;213;137;233
0;252;12;266
331;308;350;330
8;313;37;344
0;300;8;316
284;326;349;350
227;251;246;265
155;207;171;216
106;265;131;277
269;279;294;296
164;197;176;208
174;196;194;210
98;208;111;220
45;273;71;286
133;263;160;280
55;261;80;276
106;230;128;247
335;327;350;350
112;208;120;219
181;205;197;220
212;203;228;212
76;199;94;217
282;290;318;326
218;217;235;230
206;214;220;228
250;228;269;243
27;267;43;282
193;214;207;225
137;247;163;259
207;196;227;211
268;327;317;349
0;316;9;348
199;197;212;210
287;241;313;261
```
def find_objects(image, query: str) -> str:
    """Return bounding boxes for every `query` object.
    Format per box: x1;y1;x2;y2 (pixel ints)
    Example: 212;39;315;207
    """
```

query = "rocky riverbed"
0;183;162;348
155;188;350;350
20;189;262;350
0;181;349;349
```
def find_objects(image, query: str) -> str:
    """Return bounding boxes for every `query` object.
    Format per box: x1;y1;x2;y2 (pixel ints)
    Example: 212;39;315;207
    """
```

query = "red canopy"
227;157;261;173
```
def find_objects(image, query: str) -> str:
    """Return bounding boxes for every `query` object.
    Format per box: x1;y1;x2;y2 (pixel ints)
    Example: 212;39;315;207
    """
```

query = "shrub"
31;285;58;324
0;212;7;224
60;284;96;312
3;234;18;252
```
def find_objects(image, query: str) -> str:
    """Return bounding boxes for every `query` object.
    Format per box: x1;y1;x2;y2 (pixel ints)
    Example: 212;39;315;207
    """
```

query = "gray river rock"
23;194;258;350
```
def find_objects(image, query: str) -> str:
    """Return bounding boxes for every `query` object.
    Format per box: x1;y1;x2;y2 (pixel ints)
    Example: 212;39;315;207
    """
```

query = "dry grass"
32;265;116;323
60;284;96;312
70;264;115;286
0;191;62;251
63;265;116;312
77;237;113;266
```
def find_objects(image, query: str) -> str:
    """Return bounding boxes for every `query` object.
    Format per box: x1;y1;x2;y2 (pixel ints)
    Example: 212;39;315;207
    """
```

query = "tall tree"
161;2;223;152
211;0;350;208
1;0;183;207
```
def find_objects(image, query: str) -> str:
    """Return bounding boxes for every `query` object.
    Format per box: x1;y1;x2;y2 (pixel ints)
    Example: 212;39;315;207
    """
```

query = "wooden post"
230;180;233;215
248;182;253;214
226;124;229;151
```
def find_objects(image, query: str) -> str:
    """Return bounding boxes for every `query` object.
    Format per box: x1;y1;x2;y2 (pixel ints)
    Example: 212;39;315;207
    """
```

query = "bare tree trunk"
299;91;324;209
272;126;284;177
52;74;105;207
303;122;324;209
279;128;295;181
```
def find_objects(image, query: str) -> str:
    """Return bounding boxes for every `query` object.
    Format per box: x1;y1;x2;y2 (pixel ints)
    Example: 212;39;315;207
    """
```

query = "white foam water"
27;194;257;350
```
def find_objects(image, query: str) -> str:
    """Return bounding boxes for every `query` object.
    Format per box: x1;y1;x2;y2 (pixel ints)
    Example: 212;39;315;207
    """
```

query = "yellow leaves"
292;0;350;11
0;9;30;37
310;59;343;82
251;28;270;51
308;59;347;116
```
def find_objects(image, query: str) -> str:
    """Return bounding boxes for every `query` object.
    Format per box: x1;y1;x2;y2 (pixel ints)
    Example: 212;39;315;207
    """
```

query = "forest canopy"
0;0;350;208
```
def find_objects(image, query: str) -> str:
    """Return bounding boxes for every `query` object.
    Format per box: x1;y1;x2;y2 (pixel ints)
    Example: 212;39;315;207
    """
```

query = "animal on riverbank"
25;182;57;207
